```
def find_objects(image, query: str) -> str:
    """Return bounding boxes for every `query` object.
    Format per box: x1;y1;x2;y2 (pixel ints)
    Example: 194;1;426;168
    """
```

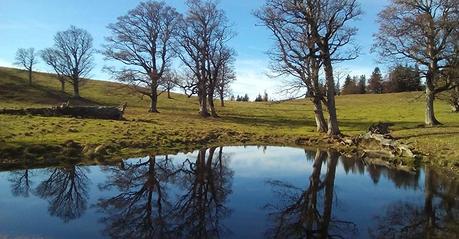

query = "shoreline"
1;127;457;174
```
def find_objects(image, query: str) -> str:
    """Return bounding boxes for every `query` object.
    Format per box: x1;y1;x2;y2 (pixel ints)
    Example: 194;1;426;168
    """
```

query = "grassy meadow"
0;67;458;169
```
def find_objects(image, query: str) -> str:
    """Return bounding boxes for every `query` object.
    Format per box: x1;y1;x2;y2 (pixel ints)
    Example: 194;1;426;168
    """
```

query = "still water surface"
0;146;457;238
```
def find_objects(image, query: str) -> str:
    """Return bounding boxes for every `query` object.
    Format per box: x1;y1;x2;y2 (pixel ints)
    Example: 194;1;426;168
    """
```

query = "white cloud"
232;58;282;100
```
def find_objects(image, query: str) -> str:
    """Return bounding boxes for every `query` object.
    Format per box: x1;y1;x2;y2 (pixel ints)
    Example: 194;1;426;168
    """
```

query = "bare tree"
374;0;459;126
41;48;67;93
301;0;362;136
43;26;94;98
160;70;180;99
256;0;361;135
14;48;38;86
208;46;236;115
255;0;328;133
177;0;235;117
216;61;236;107
103;1;181;113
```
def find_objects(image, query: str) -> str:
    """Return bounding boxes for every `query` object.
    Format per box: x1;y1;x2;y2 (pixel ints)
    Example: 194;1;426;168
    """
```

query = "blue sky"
0;0;389;98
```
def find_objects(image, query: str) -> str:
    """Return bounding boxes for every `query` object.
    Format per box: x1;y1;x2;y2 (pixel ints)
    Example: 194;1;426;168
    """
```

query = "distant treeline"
340;65;423;95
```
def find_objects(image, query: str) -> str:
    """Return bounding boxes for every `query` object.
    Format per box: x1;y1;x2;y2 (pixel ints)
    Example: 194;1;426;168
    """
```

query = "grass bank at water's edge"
0;67;458;171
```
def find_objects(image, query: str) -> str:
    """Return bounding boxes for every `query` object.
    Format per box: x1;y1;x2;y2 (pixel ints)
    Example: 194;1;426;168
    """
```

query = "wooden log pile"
339;122;418;160
0;102;127;120
361;122;417;158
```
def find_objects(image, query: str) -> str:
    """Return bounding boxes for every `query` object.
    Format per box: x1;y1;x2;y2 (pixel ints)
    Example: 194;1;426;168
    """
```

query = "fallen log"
0;102;127;120
339;122;419;160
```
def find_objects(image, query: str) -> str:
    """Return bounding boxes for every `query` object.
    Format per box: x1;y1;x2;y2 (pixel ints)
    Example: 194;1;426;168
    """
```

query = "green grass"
0;66;458;168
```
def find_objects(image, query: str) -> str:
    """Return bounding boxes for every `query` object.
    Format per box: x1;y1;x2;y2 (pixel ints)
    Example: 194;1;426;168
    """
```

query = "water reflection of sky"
0;146;456;239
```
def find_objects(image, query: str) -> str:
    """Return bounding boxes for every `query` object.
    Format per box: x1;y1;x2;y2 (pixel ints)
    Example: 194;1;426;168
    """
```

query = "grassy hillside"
0;67;458;167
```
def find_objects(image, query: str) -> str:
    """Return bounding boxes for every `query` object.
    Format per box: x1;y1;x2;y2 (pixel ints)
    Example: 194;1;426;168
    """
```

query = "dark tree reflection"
34;164;90;222
370;167;459;239
265;149;357;239
173;147;234;239
8;168;33;197
97;155;179;239
97;147;233;239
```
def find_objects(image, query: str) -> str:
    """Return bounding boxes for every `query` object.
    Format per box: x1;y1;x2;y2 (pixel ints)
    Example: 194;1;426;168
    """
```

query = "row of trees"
14;0;459;132
15;0;237;116
254;91;269;102
15;26;95;98
103;0;236;116
341;65;423;95
258;0;458;132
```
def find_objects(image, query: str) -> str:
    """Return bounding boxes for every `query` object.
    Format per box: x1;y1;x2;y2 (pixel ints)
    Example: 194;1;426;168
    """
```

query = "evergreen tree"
255;93;263;102
357;75;366;94
368;67;384;94
341;75;359;95
385;65;422;93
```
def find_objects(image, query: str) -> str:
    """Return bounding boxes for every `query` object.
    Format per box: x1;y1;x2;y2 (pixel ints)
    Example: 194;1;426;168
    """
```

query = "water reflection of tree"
265;150;357;239
8;167;33;197
34;164;90;223
97;147;233;239
173;147;234;238
370;167;459;239
97;155;179;239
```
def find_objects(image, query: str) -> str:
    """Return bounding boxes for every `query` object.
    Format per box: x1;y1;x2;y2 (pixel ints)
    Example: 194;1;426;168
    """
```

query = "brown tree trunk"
322;53;341;136
220;94;225;107
148;71;160;113
60;80;65;93
167;88;171;99
312;97;328;133
208;95;218;117
451;86;459;112
309;57;328;133
199;93;210;117
425;85;440;126
149;85;159;113
28;69;32;86
72;78;80;98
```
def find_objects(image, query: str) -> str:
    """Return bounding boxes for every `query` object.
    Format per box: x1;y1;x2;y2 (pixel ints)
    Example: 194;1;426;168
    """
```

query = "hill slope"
0;67;458;167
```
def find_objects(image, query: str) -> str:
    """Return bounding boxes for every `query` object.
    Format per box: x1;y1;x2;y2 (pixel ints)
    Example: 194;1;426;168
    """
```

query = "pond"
0;146;457;239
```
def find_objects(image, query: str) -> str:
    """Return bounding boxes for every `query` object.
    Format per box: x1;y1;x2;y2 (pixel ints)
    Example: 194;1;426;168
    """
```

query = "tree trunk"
72;78;80;98
425;85;441;126
149;85;159;113
60;80;65;93
167;88;171;99
312;97;328;133
28;69;32;86
220;94;225;107
451;86;459;112
308;54;327;133
208;94;218;117
199;93;210;117
322;53;341;136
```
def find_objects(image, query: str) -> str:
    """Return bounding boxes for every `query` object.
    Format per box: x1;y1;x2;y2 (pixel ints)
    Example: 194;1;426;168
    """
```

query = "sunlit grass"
0;66;458;165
